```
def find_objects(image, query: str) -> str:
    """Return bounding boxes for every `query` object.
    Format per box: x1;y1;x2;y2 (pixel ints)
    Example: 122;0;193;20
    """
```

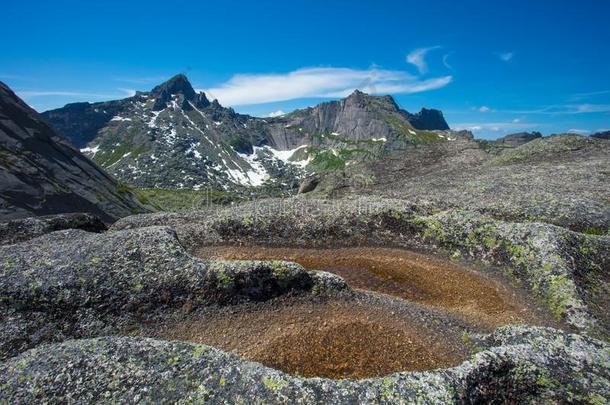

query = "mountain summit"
149;74;210;110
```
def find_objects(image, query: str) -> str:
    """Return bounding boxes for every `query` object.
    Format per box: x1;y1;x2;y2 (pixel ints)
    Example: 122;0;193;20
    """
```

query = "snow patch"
80;145;100;156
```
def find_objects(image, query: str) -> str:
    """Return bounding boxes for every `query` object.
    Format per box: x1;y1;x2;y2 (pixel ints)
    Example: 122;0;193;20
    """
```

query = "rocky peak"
150;74;210;110
343;90;401;113
151;74;195;98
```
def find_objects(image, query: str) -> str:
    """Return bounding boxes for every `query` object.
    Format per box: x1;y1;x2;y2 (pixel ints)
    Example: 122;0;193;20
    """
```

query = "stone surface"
313;134;610;232
0;81;148;223
0;225;340;361
0;326;607;404
0;212;106;245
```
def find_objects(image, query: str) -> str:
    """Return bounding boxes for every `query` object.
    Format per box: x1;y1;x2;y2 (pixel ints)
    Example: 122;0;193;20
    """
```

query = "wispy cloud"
453;121;534;132
497;52;514;62
478;106;491;112
442;52;454;71
506;104;610;115
570;90;610;101
16;88;137;101
567;128;590;134
112;76;169;85
406;46;442;74
202;67;452;106
0;74;28;80
16;90;117;98
117;88;137;97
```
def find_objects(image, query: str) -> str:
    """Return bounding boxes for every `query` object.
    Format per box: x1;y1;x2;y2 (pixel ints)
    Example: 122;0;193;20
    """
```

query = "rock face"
42;76;454;190
263;90;451;150
492;131;543;147
0;212;106;245
298;176;319;194
0;81;148;223
404;107;450;131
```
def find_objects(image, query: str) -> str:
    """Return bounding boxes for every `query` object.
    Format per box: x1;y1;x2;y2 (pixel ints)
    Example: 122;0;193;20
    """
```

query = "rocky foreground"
0;194;608;403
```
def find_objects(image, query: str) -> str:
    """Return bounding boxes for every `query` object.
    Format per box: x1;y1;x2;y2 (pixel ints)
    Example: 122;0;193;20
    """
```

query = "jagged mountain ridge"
44;75;304;191
42;74;456;190
0;81;148;222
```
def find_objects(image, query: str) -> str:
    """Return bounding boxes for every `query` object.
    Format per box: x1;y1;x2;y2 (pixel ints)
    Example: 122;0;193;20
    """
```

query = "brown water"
141;297;471;379
196;245;553;329
138;245;558;379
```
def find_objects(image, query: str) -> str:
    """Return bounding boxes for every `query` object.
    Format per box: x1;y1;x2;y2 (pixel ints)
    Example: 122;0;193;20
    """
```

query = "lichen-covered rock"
0;212;106;245
0;326;607;404
0;226;341;360
312;135;610;232
111;197;610;337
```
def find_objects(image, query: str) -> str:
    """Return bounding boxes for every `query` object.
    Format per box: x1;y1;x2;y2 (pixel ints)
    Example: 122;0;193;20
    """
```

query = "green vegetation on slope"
133;188;242;212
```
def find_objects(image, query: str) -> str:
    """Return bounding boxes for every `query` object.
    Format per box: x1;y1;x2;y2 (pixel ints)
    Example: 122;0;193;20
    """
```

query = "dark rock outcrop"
298;176;319;194
0;81;148;223
492;131;543;147
404;107;450;131
0;212;106;245
591;130;610;140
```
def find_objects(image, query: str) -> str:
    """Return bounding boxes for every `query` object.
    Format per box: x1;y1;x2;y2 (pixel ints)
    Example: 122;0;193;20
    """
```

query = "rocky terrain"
312;134;610;233
0;81;148;222
41;75;454;191
0;76;608;403
1;194;609;403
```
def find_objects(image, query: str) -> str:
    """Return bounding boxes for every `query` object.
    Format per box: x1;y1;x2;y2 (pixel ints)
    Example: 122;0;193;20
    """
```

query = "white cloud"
567;128;590;135
406;46;441;74
201;67;452;106
478;106;491;112
512;118;521;123
453;121;534;132
16;90;117;98
267;110;285;117
498;52;514;62
118;88;136;97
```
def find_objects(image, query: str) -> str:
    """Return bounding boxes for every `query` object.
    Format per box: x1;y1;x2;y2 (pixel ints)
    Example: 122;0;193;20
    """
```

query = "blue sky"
2;0;609;138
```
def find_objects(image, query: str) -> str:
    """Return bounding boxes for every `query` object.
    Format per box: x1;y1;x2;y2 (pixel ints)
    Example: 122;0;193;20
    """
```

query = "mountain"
262;90;451;150
42;75;455;191
0;81;148;223
43;74;304;191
